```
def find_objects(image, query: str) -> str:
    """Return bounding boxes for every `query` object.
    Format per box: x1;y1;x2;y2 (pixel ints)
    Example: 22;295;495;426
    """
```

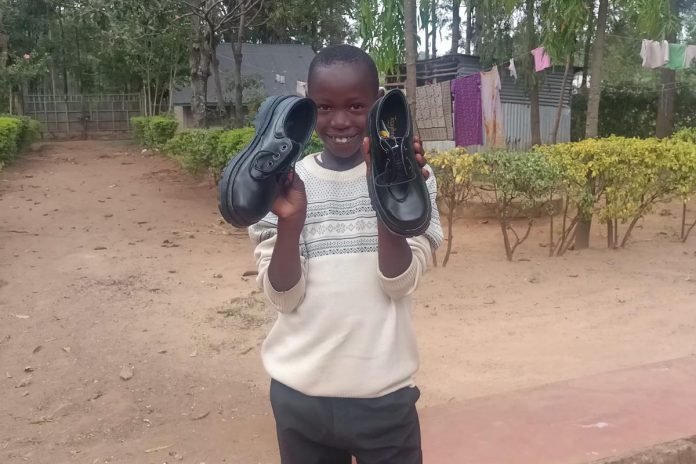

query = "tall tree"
526;0;542;146
584;0;609;139
653;0;680;137
451;0;462;54
359;0;405;75
541;0;588;143
405;0;419;117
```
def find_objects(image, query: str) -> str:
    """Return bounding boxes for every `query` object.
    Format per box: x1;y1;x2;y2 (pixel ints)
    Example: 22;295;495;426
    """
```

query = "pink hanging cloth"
531;47;551;72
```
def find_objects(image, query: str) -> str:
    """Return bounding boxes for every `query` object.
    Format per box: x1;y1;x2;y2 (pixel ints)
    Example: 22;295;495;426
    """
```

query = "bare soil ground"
1;140;695;464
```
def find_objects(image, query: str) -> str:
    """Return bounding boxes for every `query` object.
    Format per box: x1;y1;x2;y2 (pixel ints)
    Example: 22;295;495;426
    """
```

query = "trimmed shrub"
130;116;148;145
0;116;40;169
130;115;178;148
0;117;22;164
214;127;256;174
673;127;696;144
164;129;224;174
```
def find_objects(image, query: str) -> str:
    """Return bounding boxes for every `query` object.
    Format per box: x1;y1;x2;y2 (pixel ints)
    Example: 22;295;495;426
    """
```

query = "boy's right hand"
271;171;307;232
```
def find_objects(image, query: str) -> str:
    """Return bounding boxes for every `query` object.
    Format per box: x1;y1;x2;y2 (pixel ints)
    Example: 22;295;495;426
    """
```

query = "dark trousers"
270;379;423;464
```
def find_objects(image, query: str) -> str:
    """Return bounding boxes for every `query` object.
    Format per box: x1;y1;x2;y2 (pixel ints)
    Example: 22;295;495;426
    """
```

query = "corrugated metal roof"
172;43;315;106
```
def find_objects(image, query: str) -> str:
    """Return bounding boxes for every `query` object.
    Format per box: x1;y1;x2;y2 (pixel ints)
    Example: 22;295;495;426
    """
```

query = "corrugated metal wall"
422;103;570;152
503;103;571;150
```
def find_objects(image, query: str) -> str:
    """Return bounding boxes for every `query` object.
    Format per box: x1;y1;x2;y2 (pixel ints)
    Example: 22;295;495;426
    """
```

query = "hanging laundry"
640;39;670;69
684;45;696;68
415;82;452;141
451;74;483;147
666;43;687;70
480;67;506;148
508;59;518;80
531;47;551;72
296;80;308;96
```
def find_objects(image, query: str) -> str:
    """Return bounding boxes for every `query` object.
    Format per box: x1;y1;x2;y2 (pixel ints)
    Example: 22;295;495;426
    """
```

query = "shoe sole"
218;95;291;227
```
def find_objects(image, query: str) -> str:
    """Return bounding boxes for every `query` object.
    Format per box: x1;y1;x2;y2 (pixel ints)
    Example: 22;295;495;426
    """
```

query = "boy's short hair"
308;45;379;94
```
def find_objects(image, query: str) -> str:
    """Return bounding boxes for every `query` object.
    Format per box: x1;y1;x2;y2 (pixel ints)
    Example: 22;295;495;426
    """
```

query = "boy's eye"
350;104;364;111
317;105;331;112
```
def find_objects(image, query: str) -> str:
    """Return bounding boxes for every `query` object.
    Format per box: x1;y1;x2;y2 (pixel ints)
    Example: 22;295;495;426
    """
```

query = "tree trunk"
233;12;246;128
0;11;7;70
210;42;229;123
574;217;591;249
584;0;608;139
405;0;418;119
465;0;473;54
58;12;69;95
424;18;430;60
551;56;572;144
473;0;483;54
431;0;437;59
12;88;24;115
655;0;678;138
576;0;607;250
451;0;461;54
526;0;541;146
580;0;595;94
189;13;212;128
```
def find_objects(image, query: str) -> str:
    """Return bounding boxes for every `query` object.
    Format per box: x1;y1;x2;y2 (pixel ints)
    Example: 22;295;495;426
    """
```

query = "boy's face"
308;63;378;160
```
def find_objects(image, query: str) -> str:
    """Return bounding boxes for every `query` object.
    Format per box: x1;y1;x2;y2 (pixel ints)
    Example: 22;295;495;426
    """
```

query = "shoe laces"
376;121;415;187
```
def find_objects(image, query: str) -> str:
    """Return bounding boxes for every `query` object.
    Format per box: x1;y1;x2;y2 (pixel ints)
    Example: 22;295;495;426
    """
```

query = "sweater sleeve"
378;165;444;300
248;216;308;313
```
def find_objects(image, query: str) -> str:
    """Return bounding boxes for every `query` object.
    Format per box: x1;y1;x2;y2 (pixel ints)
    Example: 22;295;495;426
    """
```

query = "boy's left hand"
362;135;430;180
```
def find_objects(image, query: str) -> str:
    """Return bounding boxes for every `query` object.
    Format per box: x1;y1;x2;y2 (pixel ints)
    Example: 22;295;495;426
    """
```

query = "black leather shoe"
367;89;431;237
218;95;316;228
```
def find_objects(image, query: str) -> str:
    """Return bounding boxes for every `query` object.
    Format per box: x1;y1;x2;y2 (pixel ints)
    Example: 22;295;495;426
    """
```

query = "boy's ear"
377;86;386;98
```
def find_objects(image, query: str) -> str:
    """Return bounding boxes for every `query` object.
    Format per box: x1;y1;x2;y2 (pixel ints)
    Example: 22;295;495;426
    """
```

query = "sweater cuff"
263;271;305;313
378;256;420;299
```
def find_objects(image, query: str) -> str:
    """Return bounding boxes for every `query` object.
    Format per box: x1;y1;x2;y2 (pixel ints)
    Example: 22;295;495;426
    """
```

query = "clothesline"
607;32;695;45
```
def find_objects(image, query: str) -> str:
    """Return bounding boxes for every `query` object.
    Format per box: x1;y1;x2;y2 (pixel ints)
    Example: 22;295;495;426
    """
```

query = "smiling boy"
248;44;443;464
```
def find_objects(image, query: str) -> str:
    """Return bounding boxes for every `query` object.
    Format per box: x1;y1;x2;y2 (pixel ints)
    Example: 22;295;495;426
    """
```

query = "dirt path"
1;141;695;464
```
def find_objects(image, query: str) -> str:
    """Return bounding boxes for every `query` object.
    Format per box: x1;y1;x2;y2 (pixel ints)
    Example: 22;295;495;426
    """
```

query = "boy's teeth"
333;136;351;144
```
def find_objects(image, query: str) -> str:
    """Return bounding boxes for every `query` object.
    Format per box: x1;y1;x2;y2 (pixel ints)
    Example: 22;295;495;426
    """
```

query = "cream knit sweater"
248;154;443;398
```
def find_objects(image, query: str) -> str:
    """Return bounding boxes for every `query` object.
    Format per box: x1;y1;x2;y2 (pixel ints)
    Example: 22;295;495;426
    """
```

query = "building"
171;43;315;128
386;54;577;151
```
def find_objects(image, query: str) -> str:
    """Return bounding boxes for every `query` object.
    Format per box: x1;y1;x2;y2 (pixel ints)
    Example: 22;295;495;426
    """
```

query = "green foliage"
303;133;324;157
214;127;256;173
673;127;696;144
478;150;562;260
130;117;148;145
131;116;178;149
480;150;562;210
146;116;178;148
358;0;405;74
0;118;22;163
0;116;41;167
429;147;482;266
537;135;696;248
165;129;224;174
571;87;696;140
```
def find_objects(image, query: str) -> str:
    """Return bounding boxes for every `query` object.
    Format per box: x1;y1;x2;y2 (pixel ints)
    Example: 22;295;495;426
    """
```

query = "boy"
248;45;443;464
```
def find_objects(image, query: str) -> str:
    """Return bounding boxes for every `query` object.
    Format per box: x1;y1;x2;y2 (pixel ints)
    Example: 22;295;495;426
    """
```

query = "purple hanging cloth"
451;74;483;146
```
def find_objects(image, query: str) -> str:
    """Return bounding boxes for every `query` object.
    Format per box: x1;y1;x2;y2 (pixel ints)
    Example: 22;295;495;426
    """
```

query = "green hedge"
0;115;41;170
163;127;324;180
130;115;178;149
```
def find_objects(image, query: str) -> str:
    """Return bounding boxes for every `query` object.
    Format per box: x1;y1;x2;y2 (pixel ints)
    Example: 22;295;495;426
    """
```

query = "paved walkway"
420;356;696;464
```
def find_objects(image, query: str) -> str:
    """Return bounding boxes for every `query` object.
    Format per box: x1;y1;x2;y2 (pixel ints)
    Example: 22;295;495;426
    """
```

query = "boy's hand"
271;171;307;231
361;136;430;180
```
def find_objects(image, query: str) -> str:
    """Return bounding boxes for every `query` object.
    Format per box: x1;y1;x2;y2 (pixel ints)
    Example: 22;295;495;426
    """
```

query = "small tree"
479;150;561;261
429;148;481;266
